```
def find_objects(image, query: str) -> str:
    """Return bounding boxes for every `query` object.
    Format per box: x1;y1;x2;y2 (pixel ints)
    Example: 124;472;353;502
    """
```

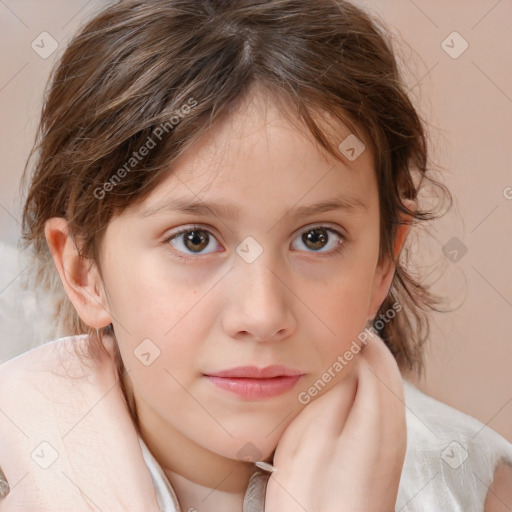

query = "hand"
264;330;407;512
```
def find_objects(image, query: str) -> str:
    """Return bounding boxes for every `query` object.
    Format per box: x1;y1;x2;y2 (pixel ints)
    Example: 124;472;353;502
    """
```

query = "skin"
46;84;412;511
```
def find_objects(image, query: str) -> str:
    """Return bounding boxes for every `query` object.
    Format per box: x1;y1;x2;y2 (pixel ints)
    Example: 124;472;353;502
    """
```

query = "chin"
216;434;279;464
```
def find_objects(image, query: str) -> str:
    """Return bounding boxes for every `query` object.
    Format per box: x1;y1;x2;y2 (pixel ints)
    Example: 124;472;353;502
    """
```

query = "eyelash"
163;224;346;261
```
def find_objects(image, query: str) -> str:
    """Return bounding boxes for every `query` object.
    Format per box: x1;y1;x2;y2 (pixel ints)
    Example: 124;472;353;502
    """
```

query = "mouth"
204;365;304;400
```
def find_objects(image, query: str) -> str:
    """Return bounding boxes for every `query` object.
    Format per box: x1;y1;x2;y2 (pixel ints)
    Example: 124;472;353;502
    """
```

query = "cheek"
102;250;205;334
306;263;375;322
116;315;206;416
299;263;376;363
102;272;212;398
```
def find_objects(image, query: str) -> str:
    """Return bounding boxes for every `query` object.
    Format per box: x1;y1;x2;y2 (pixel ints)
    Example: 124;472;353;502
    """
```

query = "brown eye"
302;228;329;250
291;225;345;254
168;227;220;255
183;230;209;252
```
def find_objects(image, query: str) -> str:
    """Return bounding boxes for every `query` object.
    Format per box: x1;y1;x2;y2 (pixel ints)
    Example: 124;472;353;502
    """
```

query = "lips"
204;365;304;400
206;365;303;379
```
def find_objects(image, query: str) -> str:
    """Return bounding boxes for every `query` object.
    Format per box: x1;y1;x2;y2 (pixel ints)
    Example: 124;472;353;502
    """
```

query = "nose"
222;253;297;343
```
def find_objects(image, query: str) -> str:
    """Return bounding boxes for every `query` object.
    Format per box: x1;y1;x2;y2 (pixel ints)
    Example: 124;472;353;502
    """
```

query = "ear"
368;203;414;320
44;217;113;329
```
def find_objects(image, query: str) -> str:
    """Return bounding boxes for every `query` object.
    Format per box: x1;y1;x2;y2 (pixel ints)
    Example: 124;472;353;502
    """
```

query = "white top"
138;436;182;512
138;379;512;512
396;380;512;511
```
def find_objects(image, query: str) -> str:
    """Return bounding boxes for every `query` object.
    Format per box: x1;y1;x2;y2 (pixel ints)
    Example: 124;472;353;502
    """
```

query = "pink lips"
204;365;304;400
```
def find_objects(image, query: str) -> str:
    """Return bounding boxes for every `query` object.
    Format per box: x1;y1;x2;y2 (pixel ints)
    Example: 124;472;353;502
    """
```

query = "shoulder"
0;334;98;450
0;335;91;506
0;333;120;422
0;334;93;391
0;335;161;510
0;332;110;456
397;379;512;512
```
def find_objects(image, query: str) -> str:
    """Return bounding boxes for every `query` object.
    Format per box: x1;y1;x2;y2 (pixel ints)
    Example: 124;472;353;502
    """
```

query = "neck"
120;370;255;512
163;467;248;512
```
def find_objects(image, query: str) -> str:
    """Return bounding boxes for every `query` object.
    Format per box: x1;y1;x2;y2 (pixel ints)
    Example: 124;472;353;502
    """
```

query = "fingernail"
255;461;276;473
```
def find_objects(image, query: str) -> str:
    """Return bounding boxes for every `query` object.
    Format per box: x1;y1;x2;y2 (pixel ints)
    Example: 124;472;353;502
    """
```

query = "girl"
0;0;511;510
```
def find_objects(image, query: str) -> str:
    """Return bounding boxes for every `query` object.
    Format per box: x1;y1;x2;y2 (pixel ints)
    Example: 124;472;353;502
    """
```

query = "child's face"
95;86;394;462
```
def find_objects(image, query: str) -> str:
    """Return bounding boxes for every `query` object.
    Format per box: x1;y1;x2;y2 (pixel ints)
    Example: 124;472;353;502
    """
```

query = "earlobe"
44;217;112;329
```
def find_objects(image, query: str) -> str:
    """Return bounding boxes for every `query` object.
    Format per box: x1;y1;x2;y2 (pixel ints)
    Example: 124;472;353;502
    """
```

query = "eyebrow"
137;194;367;220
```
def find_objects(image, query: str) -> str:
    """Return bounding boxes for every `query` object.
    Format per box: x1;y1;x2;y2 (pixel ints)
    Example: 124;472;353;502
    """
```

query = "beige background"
0;1;511;440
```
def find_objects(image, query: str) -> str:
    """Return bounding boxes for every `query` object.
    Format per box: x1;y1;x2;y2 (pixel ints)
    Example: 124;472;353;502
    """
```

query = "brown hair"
21;0;451;375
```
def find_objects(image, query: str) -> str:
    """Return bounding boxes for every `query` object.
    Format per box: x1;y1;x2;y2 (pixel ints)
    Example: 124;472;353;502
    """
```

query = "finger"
273;369;357;465
274;331;394;463
335;333;406;477
359;332;407;450
360;329;405;400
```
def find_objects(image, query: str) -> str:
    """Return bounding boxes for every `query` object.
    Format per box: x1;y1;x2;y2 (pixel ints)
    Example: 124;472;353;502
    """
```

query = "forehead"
131;86;377;216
